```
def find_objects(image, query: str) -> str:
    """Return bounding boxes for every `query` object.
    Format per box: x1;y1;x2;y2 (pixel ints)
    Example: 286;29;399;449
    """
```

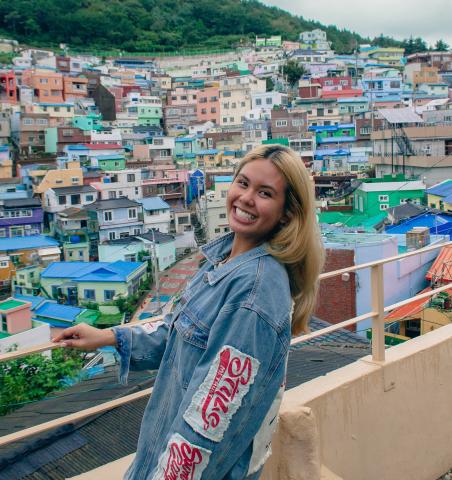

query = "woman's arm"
150;305;289;479
52;323;117;349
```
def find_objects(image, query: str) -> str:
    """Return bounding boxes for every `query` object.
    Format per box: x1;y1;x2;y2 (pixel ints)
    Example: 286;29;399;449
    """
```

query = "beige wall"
262;324;452;480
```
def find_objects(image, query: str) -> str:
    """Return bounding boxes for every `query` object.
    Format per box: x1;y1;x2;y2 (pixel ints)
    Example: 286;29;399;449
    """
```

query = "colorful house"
94;154;126;171
0;198;43;238
426;180;452;213
40;261;148;305
354;175;425;216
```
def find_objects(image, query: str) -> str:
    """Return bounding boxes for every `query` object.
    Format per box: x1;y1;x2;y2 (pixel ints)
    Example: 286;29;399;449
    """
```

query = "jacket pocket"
173;311;209;389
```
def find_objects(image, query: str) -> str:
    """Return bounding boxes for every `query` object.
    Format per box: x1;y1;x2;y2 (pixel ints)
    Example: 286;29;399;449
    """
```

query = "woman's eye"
260;191;271;198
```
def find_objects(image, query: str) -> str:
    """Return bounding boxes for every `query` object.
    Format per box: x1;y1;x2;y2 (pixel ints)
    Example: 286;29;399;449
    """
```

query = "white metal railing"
0;240;451;447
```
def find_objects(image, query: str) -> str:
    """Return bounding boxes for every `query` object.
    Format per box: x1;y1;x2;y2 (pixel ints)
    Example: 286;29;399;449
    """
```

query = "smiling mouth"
234;206;257;222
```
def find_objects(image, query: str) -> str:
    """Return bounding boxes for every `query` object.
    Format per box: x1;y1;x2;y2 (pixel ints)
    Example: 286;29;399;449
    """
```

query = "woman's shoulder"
228;254;292;331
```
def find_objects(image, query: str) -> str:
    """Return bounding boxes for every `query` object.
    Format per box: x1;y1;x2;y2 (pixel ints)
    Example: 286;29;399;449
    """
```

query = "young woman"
53;144;324;480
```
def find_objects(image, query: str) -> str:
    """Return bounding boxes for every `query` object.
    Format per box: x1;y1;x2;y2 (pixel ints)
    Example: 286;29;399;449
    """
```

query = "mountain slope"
0;0;377;53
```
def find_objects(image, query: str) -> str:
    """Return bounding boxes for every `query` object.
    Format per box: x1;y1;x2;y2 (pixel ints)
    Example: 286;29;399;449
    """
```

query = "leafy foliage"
280;60;307;86
0;348;84;416
401;36;428;55
0;0;379;54
434;39;449;52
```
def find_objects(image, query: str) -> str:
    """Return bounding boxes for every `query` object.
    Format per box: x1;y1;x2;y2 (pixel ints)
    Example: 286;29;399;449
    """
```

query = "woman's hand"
52;323;117;351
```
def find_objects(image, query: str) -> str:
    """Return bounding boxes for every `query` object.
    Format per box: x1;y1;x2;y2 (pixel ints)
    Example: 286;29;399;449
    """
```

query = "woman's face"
227;159;287;247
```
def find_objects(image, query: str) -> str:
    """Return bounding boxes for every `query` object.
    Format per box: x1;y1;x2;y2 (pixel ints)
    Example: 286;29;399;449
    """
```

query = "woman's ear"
280;213;289;226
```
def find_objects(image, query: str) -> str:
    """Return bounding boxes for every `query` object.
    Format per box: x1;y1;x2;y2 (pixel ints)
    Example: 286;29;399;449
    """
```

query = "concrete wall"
0;321;50;354
262;325;452;480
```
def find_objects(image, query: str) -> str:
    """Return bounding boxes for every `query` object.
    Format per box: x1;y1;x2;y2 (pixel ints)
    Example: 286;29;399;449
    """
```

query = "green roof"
0;330;11;339
75;309;100;326
0;299;27;311
319;211;387;231
262;138;289;146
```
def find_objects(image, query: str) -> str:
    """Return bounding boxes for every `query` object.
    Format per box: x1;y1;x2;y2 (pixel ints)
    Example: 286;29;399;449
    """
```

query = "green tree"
434;39;449;51
280;60;307;87
402;36;428;55
265;77;274;92
0;348;84;416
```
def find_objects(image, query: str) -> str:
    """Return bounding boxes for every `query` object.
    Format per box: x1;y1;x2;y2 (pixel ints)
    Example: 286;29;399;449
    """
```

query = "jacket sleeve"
150;305;289;479
112;314;170;384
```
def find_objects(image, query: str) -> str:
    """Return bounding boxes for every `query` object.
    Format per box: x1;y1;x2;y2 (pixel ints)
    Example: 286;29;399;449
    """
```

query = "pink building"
0;298;32;335
167;87;198;106
196;86;220;124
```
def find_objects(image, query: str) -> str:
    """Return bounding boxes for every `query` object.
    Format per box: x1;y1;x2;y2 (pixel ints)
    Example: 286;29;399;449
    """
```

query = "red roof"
82;143;123;150
385;286;452;321
385;287;431;320
321;89;364;99
426;245;452;282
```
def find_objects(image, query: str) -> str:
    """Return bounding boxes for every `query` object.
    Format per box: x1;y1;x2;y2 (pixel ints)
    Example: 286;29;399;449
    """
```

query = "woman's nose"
240;189;255;205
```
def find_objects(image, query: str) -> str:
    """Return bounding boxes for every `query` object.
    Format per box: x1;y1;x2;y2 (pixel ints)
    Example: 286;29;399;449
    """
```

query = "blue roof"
137;197;170;211
426;180;452;198
215;175;233;183
318;136;357;144
175;136;196;142
315;148;350;158
37;102;74;107
175;153;196;159
14;294;47;310
41;260;145;282
309;123;355;132
385;213;452;237
67;145;89;150
338;97;368;103
198;149;218;155
35;302;83;322
0;235;59;252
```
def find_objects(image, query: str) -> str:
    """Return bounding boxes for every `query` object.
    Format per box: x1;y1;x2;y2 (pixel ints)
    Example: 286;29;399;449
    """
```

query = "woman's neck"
229;234;261;260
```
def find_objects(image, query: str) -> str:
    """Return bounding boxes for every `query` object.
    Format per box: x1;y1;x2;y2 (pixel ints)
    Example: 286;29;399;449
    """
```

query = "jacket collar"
201;232;269;286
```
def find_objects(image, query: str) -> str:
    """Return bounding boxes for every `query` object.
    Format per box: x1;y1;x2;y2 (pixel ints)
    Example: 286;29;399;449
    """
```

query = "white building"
199;176;232;241
137;197;171;233
90;169;144;200
44;185;97;214
251;91;288;116
90;128;122;145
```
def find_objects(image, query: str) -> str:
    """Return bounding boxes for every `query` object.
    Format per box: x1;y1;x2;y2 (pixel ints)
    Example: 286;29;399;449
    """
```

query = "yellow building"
426;180;452;213
31;160;83;200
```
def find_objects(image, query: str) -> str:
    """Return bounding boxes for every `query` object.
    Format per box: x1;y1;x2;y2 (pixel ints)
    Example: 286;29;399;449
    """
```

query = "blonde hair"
234;144;325;335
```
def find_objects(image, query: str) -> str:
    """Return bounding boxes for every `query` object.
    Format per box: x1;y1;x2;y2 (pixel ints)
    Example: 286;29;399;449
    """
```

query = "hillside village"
0;30;451;351
0;25;451;480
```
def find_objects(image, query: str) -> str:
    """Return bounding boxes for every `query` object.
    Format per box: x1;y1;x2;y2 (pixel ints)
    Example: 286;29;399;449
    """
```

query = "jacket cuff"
112;326;132;385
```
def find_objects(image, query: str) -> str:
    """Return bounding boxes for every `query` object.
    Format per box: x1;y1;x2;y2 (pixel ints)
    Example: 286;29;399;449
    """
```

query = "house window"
84;289;96;300
219;213;227;219
379;195;389;202
1;314;7;332
0;260;8;267
71;177;79;183
70;194;81;205
266;97;272;104
380;204;389;210
86;195;94;202
108;191;117;199
104;211;113;222
255;98;262;105
215;228;221;233
51;285;59;299
104;290;115;301
125;254;136;262
133;228;141;235
135;187;139;195
58;195;66;205
10;226;24;237
223;91;231;98
109;231;116;240
0;229;5;238
119;232;130;238
127;174;136;182
128;208;137;219
276;120;287;127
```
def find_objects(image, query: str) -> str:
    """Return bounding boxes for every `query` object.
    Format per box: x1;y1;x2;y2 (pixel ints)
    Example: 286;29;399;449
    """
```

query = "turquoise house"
138;106;162;127
44;127;58;154
338;97;369;115
95;154;126;171
73;114;103;131
40;261;148;305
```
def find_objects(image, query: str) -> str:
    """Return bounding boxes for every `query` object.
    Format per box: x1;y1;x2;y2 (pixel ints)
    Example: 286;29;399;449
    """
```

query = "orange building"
196;85;220;124
63;76;88;101
22;69;64;103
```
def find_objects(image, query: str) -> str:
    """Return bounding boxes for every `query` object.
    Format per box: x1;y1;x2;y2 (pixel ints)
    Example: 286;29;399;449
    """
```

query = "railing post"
371;264;385;361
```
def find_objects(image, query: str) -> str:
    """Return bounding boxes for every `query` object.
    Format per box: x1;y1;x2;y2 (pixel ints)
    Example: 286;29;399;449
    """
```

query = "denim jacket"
113;232;292;480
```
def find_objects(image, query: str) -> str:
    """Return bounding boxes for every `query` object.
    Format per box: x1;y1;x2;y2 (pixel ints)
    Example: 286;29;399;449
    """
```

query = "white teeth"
235;207;256;221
